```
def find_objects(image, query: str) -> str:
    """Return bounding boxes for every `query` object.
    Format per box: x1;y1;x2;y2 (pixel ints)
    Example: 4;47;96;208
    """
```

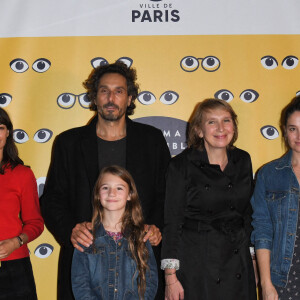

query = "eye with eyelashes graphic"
260;125;279;140
32;58;51;73
10;58;29;73
34;243;54;259
116;57;133;68
260;55;278;70
137;91;179;105
239;89;259;103
36;177;46;198
91;57;109;68
13;129;53;144
13;129;29;144
57;93;91;109
214;89;234;102
10;58;51;73
0;93;12;107
159;91;179;105
180;55;221;72
91;57;133;69
282;55;298;70
33;129;53;143
137;91;156;105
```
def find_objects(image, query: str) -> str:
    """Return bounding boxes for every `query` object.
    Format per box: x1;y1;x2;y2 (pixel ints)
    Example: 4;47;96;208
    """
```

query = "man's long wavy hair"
91;165;149;298
83;61;139;116
0;108;23;174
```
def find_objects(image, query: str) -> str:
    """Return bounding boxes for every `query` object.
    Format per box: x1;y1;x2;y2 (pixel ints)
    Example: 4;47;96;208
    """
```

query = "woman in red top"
0;108;44;300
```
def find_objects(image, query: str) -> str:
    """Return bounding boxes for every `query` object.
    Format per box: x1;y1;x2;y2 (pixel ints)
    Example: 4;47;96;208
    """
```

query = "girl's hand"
0;238;20;259
165;273;184;300
261;282;278;300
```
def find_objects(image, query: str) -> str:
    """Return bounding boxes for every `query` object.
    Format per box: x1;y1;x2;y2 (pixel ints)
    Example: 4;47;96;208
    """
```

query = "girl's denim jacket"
251;150;299;287
71;224;158;300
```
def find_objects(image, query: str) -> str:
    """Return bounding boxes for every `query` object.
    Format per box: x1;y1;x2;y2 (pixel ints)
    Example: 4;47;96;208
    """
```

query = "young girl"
71;165;158;300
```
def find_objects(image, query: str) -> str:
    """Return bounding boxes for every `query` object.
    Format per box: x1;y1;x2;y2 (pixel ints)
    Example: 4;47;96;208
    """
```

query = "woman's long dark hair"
0;108;23;174
91;165;149;298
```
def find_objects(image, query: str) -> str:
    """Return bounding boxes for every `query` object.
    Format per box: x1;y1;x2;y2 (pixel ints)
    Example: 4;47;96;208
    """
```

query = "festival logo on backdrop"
134;116;187;156
132;0;180;22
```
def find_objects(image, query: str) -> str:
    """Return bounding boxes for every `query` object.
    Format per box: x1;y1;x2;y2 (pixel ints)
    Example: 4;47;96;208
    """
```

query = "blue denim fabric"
71;224;158;300
251;150;300;288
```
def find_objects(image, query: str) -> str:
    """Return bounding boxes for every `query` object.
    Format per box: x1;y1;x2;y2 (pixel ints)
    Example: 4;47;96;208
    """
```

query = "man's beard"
98;102;126;121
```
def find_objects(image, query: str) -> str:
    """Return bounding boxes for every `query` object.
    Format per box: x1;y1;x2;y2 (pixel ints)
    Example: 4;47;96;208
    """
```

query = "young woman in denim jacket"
251;96;300;300
71;165;158;300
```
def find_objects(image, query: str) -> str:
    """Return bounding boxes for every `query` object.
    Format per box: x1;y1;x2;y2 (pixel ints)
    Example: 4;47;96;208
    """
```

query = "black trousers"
0;257;37;300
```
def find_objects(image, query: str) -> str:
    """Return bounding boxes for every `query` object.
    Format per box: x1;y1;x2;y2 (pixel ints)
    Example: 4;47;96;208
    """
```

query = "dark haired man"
41;62;170;300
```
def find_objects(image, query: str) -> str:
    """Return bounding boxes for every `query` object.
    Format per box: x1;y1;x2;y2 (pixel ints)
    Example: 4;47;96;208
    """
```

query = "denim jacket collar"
275;150;292;170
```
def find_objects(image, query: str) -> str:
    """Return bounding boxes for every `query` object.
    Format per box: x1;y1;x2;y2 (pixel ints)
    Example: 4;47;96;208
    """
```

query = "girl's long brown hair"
91;165;149;298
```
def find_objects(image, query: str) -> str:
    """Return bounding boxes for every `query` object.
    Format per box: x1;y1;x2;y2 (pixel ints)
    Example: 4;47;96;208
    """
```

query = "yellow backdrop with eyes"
0;35;299;299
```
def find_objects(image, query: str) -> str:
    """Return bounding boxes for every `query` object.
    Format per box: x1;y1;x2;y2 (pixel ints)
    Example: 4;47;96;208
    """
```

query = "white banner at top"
1;0;300;38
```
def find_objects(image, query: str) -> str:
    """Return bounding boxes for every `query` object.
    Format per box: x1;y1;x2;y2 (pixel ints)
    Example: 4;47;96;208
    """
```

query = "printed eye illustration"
91;57;109;68
201;56;221;72
36;177;46;198
239;89;259;103
0;93;12;107
282;55;298;70
214;89;234;102
13;129;29;144
160;91;179;105
57;93;76;109
33;129;53;143
116;57;133;68
78;93;91;109
260;125;279;140
297;91;300;96
180;56;199;72
34;243;54;259
261;56;278;70
32;58;51;73
10;58;29;73
137;91;156;105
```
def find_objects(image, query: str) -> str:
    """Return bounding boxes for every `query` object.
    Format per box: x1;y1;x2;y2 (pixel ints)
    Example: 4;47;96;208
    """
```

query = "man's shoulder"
129;118;163;137
57;123;93;141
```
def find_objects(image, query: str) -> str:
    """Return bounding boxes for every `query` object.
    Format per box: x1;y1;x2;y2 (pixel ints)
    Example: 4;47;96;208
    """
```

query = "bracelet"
166;280;178;286
165;271;176;276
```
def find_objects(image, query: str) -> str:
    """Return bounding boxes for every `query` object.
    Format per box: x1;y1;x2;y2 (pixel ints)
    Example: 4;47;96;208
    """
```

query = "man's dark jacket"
40;116;170;300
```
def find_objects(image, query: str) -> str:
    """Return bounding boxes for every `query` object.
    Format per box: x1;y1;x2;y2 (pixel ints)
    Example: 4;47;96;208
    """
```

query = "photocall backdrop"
0;1;300;299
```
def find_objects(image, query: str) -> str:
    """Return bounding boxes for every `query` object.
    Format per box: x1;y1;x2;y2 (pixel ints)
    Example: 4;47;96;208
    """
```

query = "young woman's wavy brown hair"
91;165;149;299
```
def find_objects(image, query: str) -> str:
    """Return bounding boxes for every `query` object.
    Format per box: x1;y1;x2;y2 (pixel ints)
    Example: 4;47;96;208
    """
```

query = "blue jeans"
0;257;37;300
